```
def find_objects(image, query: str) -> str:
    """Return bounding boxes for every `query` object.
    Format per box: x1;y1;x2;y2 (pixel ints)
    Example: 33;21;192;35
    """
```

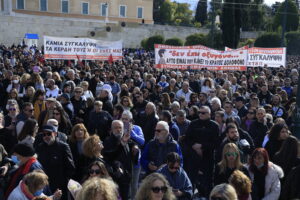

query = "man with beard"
217;124;252;163
103;120;138;200
136;102;158;144
157;152;193;200
141;121;182;174
36;125;75;200
184;106;219;198
271;94;286;119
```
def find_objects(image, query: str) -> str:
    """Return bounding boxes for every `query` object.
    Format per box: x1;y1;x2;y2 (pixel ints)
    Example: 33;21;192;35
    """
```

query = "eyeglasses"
225;152;238;157
9;108;16;111
54;112;60;115
89;169;101;175
151;186;168;193
155;129;165;133
43;132;52;137
199;112;208;115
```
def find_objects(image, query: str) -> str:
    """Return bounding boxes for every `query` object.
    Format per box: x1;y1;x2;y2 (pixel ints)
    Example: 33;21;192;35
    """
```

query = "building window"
40;0;47;11
61;0;68;13
137;7;143;19
82;2;89;15
17;0;25;9
100;3;108;17
119;5;126;17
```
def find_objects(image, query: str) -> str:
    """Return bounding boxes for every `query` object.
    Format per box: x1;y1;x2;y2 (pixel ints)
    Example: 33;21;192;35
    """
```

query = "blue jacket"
130;125;145;147
158;165;193;200
141;135;183;173
169;121;180;141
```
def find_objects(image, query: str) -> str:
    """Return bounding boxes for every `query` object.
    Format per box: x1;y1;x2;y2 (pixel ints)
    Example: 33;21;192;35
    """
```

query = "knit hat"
13;143;35;157
43;125;57;133
60;93;70;101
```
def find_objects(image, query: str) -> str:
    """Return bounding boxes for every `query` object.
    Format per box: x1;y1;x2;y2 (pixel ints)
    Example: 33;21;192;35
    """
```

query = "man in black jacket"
184;106;219;198
36;125;75;200
103;120;138;200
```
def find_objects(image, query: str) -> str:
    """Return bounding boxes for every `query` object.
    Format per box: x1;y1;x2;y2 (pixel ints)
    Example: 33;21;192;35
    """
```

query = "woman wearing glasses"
214;143;249;186
82;161;111;182
135;173;176;200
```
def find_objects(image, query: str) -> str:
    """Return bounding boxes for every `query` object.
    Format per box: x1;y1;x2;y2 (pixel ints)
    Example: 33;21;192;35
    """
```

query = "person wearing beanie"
5;143;43;199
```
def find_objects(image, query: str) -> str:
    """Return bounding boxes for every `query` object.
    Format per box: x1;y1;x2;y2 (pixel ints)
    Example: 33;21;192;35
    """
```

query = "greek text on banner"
155;44;248;71
44;36;123;60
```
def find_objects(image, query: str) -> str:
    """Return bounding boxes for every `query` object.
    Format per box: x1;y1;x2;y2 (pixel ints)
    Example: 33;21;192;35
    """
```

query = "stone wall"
0;14;209;47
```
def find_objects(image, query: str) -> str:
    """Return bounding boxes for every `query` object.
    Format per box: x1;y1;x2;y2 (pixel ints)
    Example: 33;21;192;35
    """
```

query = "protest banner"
247;47;286;67
155;44;248;71
225;46;286;67
44;36;123;60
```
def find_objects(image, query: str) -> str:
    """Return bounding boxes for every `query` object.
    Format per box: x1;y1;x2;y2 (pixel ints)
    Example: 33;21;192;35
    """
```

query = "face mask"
13;80;19;84
11;155;20;165
33;189;43;197
256;163;264;169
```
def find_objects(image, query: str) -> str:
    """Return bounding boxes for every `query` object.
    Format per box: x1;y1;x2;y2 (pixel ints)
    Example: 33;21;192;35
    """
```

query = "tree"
195;0;208;25
285;31;300;55
141;38;148;49
221;0;242;48
159;0;176;24
153;0;165;23
254;32;282;47
249;0;265;31
273;0;299;32
145;35;165;50
165;37;184;46
185;33;207;46
173;2;193;26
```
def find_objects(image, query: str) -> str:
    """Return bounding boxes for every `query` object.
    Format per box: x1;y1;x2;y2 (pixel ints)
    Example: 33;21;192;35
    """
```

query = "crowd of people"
0;43;299;200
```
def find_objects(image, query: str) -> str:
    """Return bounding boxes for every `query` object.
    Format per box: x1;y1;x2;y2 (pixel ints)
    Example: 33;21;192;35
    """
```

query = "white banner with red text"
44;36;123;60
155;44;248;71
225;46;286;67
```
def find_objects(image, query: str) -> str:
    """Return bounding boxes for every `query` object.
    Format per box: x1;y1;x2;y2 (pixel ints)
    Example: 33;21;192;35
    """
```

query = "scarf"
34;100;46;120
5;157;37;199
20;181;34;200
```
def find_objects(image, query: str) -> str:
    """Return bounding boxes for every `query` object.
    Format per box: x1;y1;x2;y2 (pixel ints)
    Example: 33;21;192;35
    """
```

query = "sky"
173;0;285;11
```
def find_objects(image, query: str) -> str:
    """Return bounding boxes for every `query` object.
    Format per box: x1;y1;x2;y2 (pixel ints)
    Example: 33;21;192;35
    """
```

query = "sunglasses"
43;132;52;137
26;109;34;112
9;108;16;111
225;152;238;157
199;112;208;115
151;186;168;193
54;112;60;115
89;169;101;175
75;91;82;93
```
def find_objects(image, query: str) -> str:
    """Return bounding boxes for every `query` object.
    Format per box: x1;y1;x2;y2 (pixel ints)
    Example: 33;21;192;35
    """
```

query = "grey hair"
157;121;169;131
147;102;157;113
171;101;180;108
211;97;222;107
47;119;58;127
200;105;211;114
122;110;133;120
112;120;124;128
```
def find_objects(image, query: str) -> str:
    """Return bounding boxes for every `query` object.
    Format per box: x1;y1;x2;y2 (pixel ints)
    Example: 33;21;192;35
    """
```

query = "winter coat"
247;162;284;200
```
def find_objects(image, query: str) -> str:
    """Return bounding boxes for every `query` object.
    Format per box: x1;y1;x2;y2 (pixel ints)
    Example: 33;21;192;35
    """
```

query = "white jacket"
247;162;284;200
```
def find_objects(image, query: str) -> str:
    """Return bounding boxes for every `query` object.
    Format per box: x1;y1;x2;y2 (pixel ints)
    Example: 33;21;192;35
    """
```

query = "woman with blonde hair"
68;123;90;182
32;90;46;121
76;177;118;200
52;72;62;88
135;173;176;200
8;88;24;108
229;170;252;200
22;86;36;103
214;143;249;186
120;96;133;111
82;135;105;166
210;183;237;200
31;73;45;92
